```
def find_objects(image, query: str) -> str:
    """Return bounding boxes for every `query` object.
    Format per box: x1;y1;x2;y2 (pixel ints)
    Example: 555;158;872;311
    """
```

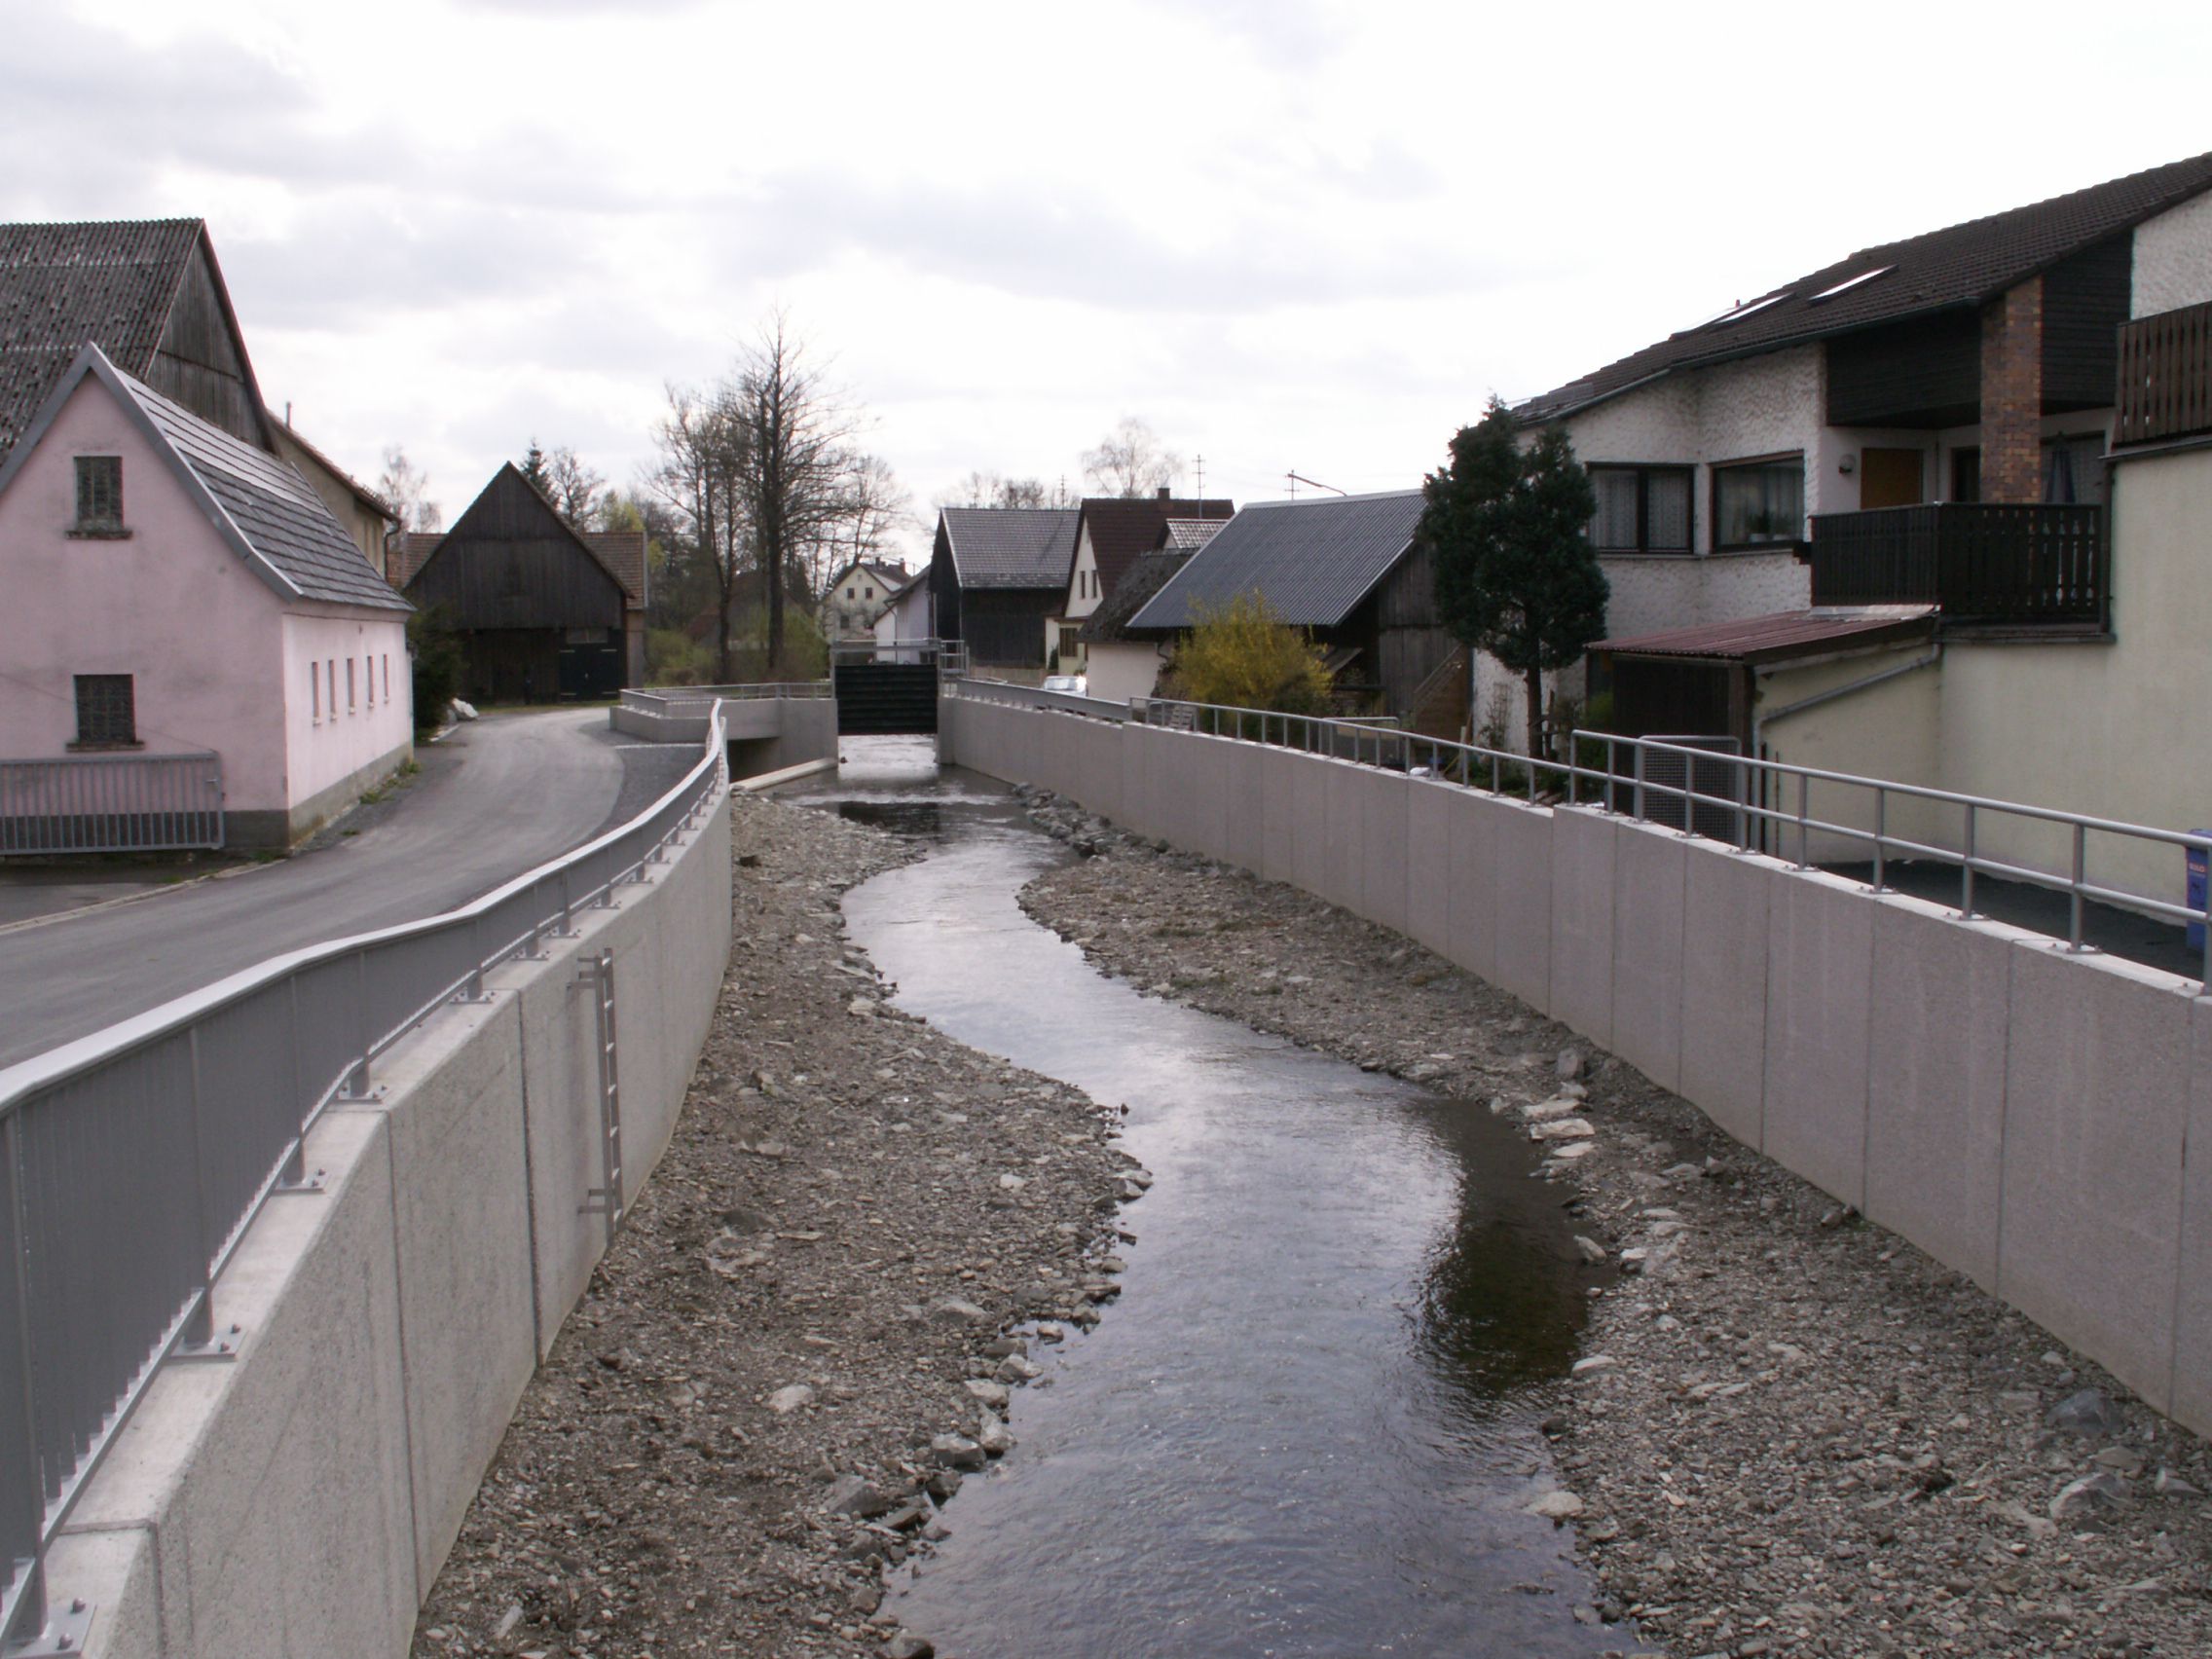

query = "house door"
1860;448;1926;509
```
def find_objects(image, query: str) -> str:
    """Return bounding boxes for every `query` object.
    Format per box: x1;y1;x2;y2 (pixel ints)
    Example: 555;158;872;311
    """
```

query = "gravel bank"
1014;787;2212;1659
411;793;1132;1659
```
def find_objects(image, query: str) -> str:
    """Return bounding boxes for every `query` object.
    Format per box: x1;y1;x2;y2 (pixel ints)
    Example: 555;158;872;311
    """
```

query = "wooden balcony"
2117;298;2212;447
1806;503;2108;631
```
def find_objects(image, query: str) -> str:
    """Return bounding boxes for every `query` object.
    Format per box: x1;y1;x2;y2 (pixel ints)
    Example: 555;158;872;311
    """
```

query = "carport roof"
1592;607;1936;665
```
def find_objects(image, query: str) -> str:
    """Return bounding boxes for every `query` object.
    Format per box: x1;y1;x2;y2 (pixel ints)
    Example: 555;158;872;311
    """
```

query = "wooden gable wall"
408;465;625;632
150;239;270;451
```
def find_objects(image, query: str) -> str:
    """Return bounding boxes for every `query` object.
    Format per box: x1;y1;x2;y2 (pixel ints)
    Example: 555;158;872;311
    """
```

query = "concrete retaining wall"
54;788;735;1658
611;697;837;781
939;692;2212;1437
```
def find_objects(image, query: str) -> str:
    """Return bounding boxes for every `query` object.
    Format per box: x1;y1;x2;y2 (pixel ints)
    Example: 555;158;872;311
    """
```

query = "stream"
792;738;1624;1658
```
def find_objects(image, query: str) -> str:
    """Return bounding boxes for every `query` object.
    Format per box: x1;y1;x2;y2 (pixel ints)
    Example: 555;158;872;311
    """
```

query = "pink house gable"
0;346;413;846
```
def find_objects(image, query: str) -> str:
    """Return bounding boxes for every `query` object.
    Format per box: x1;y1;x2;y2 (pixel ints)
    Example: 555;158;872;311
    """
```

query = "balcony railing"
2116;297;2212;447
1807;503;2108;629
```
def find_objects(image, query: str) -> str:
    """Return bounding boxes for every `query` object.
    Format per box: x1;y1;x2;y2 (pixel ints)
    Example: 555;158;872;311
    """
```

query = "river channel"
793;739;1625;1658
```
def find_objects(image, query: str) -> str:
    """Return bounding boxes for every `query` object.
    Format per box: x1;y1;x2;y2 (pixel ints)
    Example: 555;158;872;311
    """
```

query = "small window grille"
74;456;124;532
73;675;135;745
311;662;320;720
346;659;356;712
365;653;374;707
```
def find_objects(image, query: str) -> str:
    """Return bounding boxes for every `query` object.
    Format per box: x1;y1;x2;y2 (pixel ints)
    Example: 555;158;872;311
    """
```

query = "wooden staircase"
1405;646;1469;742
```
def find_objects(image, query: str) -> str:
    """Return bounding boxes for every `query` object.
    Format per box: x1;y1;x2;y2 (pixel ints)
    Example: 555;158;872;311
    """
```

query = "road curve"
0;708;634;1068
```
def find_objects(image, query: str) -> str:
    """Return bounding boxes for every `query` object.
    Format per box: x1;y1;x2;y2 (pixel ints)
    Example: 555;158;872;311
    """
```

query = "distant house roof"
1517;150;2212;424
270;418;395;522
938;506;1081;590
1076;496;1235;599
0;218;269;465
1132;490;1427;632
390;531;442;589
1162;517;1229;551
0;344;406;612
1592;607;1936;665
1080;550;1193;645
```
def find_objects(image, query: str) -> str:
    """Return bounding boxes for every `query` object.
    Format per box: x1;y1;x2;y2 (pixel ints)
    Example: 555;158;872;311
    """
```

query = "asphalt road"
0;708;688;1068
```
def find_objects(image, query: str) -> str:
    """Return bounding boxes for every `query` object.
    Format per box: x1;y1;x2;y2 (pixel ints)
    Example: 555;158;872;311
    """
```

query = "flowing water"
792;739;1624;1658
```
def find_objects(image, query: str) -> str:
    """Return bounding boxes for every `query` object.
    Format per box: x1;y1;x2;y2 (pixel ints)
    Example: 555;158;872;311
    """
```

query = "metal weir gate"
831;642;965;736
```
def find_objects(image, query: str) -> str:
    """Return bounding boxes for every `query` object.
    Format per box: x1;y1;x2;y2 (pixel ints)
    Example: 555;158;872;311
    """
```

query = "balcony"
2116;297;2212;447
1806;503;2108;631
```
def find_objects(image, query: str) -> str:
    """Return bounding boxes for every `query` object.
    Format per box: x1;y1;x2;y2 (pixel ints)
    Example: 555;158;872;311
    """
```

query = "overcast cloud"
8;0;2210;555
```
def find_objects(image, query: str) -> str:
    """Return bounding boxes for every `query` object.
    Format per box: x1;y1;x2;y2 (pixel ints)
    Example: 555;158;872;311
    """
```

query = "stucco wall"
2133;191;2212;316
281;610;413;817
0;377;290;801
1756;645;1946;863
1086;642;1165;706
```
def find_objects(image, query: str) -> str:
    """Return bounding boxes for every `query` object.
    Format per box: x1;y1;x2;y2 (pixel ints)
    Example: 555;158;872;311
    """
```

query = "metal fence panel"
0;754;224;855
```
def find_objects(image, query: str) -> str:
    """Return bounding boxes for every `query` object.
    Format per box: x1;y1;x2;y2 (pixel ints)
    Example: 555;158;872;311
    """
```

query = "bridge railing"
1049;693;2212;984
0;705;733;1653
622;682;830;719
953;677;1133;721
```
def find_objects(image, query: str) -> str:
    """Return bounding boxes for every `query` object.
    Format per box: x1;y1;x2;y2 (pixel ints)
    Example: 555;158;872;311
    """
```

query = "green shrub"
1161;593;1333;717
407;607;461;735
646;627;715;686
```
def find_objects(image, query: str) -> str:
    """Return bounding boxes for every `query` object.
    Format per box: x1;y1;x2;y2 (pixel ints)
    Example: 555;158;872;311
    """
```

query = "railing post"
2067;824;2088;951
1632;742;1646;823
281;977;307;1187
1961;802;1978;918
1795;774;1811;870
3;1109;50;1650
1871;788;1888;892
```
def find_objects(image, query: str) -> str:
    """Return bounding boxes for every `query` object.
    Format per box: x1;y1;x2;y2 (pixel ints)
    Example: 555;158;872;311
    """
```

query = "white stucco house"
822;556;907;640
1495;148;2212;781
1047;494;1235;679
0;345;414;848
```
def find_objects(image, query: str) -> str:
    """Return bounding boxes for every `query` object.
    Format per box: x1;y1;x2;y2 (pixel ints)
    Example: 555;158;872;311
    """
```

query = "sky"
7;0;2211;564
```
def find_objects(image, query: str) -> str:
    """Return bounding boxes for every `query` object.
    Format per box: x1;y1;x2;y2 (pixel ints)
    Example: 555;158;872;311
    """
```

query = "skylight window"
1704;291;1791;328
1810;265;1894;302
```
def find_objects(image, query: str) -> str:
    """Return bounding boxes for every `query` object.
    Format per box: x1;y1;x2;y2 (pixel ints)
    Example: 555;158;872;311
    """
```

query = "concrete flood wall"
610;696;837;780
940;694;2212;1438
53;789;735;1659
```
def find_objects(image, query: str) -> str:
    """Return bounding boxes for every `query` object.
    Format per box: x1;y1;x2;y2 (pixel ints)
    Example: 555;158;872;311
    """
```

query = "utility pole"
1195;453;1204;502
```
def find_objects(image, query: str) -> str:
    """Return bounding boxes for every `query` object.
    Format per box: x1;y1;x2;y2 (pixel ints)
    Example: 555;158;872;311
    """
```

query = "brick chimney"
1980;277;2044;502
1158;486;1172;500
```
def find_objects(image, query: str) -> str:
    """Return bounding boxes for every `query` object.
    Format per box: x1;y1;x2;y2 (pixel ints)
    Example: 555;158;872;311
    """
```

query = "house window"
328;660;337;718
347;659;356;712
2043;435;2107;508
1587;465;1692;553
311;661;321;721
846;586;857;599
1950;447;1981;503
1058;625;1081;660
72;456;125;535
72;674;135;747
365;653;374;707
383;653;390;702
1713;456;1805;548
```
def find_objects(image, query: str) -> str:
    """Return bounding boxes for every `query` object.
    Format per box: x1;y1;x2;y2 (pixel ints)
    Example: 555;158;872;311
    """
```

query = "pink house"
0;344;413;848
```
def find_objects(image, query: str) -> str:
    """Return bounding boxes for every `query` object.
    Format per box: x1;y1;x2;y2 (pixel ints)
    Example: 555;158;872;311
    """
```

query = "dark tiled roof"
1080;550;1193;645
581;529;647;607
1162;517;1229;551
390;531;443;590
940;506;1080;590
1132;491;1426;632
1519;151;2212;423
121;367;408;610
1593;608;1935;664
0;218;203;463
1077;496;1235;599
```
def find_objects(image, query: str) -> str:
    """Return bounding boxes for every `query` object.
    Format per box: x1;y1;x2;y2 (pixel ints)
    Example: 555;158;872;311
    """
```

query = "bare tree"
645;385;751;682
1082;417;1176;498
940;470;1050;509
377;446;441;532
519;439;607;532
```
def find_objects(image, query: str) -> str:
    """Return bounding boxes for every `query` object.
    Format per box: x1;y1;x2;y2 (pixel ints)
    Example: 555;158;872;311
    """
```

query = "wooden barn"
929;505;1080;671
400;463;647;702
1128;491;1456;722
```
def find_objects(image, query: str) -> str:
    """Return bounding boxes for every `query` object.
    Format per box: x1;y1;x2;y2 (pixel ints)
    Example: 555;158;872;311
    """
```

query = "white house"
822;556;907;640
0;345;413;848
1499;148;2212;769
1048;493;1234;677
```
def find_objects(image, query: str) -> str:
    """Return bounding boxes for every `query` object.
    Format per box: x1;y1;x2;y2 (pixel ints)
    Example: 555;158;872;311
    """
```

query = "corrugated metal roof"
122;367;410;610
1131;490;1426;632
0;218;203;465
1592;607;1935;663
1517;150;2212;424
940;506;1080;589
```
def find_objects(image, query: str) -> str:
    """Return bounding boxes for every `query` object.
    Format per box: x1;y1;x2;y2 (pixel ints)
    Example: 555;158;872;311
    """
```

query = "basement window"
71;674;138;748
71;456;128;536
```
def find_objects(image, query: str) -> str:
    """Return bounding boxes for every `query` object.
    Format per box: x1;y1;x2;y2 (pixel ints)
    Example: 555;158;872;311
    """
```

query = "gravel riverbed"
411;793;1133;1659
1014;787;2212;1659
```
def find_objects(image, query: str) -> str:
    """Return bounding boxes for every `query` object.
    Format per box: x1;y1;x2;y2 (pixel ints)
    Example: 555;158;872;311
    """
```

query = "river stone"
823;1474;890;1518
963;1379;1011;1409
1530;1118;1595;1141
2050;1471;2131;1519
930;1298;988;1323
996;1354;1042;1382
931;1434;988;1471
1527;1490;1586;1521
766;1384;815;1414
977;1411;1015;1456
1524;1098;1582;1122
2046;1387;2123;1436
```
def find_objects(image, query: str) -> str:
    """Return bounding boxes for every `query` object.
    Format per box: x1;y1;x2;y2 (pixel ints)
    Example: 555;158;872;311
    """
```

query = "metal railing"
0;705;733;1652
621;683;831;719
970;688;2212;984
954;678;1134;721
0;754;225;856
